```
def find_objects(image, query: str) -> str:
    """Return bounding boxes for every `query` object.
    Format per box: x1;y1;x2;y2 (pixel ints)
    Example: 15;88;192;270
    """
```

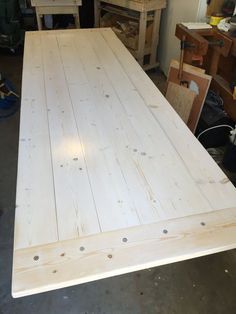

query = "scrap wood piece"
166;82;196;124
169;59;206;76
168;60;212;133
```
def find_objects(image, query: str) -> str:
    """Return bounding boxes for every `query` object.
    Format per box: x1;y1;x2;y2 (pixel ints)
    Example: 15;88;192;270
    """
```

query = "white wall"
158;0;206;75
197;0;208;22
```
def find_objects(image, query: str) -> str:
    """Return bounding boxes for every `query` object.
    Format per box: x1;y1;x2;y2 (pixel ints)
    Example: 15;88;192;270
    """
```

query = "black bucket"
223;143;236;172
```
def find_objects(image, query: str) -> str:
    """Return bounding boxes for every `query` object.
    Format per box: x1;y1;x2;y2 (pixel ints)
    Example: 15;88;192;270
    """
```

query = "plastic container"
210;13;224;26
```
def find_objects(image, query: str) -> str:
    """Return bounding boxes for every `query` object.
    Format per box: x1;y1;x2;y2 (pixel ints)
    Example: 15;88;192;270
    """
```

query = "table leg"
209;49;220;76
94;0;101;27
36;8;43;30
137;11;147;66
150;9;161;66
74;9;80;28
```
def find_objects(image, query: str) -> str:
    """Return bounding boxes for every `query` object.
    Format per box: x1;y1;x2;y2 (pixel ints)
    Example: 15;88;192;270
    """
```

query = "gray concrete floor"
1;51;236;314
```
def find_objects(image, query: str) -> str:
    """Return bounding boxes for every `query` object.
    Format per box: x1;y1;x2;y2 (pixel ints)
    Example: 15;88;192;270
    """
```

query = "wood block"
168;60;212;133
169;59;205;75
166;82;196;124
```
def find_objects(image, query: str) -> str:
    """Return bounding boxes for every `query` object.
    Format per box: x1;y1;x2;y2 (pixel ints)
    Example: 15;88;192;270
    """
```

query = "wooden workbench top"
96;0;166;12
13;28;236;298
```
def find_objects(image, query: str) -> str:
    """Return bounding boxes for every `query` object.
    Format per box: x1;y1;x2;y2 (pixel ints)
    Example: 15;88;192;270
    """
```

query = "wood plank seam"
55;34;103;233
100;29;235;210
40;35;60;241
14;29;236;298
99;31;214;210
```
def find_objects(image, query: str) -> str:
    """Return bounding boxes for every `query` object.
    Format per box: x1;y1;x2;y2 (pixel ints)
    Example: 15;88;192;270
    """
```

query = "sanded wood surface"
13;28;236;298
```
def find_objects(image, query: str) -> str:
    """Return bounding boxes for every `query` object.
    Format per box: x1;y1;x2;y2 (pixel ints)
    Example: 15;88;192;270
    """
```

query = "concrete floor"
1;51;236;314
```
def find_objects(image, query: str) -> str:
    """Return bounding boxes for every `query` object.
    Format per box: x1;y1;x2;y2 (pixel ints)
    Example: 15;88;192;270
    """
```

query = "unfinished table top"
13;28;236;298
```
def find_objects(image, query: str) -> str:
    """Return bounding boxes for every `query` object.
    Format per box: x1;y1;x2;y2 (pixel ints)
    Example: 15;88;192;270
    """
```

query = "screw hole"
122;237;128;243
52;270;57;274
108;254;113;259
80;246;85;252
163;229;168;234
33;255;39;261
60;253;65;257
201;222;206;226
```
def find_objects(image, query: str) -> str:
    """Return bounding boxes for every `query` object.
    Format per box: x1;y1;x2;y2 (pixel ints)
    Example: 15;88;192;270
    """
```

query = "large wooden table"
13;28;236;298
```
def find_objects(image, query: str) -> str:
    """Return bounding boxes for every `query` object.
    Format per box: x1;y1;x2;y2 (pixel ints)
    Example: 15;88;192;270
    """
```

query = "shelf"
128;46;151;57
100;5;154;21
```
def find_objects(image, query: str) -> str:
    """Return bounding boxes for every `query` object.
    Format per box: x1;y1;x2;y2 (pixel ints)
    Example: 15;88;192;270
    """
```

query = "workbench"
13;28;236;298
94;0;166;69
31;0;82;30
176;24;236;121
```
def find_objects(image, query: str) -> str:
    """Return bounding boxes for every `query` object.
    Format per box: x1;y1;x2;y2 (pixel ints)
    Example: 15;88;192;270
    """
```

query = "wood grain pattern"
13;207;236;297
13;28;236;298
166;82;196;123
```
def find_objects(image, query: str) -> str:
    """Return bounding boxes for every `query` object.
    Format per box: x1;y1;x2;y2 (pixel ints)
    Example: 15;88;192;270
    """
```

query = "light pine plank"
63;32;163;224
101;28;236;210
13;206;236;297
56;33;141;231
40;33;101;239
85;30;215;218
15;32;58;249
73;30;196;221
